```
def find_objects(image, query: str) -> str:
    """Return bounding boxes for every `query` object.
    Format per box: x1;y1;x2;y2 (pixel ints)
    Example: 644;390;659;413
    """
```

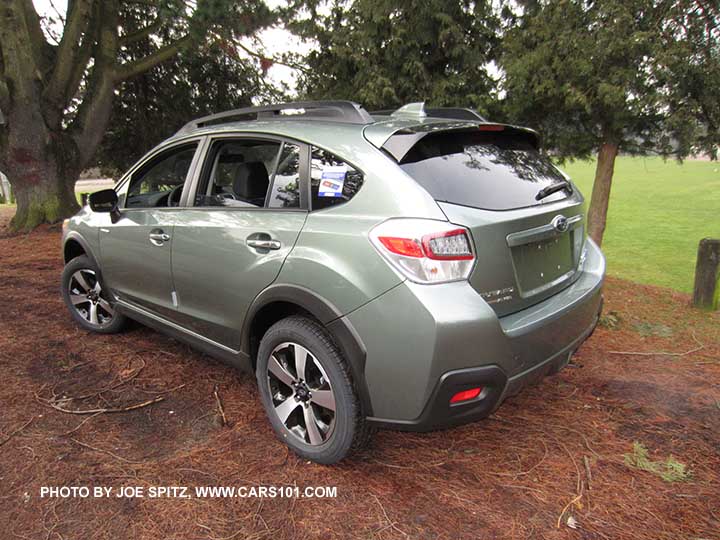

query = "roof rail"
370;104;487;122
177;101;374;134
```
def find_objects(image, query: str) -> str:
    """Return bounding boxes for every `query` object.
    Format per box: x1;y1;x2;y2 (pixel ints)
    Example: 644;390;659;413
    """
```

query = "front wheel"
256;316;371;464
61;255;127;334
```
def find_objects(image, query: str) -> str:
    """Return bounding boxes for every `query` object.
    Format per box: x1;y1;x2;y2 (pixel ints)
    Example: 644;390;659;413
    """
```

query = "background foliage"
288;0;500;113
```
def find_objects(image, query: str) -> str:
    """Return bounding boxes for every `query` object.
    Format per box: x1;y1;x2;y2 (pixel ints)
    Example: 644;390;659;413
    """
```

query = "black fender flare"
242;284;373;416
63;232;100;268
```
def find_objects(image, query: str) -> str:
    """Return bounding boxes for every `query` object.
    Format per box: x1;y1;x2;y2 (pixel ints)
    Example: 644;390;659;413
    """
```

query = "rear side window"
310;147;364;211
399;131;569;210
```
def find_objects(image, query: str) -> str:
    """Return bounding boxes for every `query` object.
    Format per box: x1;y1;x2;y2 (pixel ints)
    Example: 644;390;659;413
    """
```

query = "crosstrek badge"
318;166;346;197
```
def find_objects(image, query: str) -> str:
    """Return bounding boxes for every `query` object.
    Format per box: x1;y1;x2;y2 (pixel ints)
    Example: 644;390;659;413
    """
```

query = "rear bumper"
349;238;605;429
368;296;602;431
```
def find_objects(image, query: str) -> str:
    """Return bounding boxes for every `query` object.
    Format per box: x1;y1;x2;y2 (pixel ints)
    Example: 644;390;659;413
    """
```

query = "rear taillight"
422;229;474;260
369;219;475;284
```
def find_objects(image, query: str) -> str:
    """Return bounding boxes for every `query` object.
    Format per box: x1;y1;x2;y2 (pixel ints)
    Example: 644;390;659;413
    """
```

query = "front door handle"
247;238;281;250
149;229;171;246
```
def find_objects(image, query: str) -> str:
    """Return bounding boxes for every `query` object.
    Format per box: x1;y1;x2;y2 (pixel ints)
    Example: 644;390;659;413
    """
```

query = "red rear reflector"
377;236;424;258
477;124;505;131
450;387;483;404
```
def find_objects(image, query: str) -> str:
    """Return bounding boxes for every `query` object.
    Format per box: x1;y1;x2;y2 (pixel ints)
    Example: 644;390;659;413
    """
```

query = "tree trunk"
587;141;619;246
7;152;79;231
3;120;80;231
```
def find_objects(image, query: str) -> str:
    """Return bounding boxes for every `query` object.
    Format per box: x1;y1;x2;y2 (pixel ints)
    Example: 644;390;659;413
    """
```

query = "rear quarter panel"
277;142;447;316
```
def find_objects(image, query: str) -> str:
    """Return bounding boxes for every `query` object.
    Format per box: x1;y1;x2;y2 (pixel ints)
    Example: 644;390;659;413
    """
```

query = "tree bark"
4;120;80;231
587;141;619;246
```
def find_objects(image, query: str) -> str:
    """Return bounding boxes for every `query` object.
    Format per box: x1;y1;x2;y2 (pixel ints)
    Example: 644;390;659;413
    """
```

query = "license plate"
511;232;575;295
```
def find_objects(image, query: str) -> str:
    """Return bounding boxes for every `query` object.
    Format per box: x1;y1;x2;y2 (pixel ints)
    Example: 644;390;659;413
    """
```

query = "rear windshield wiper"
536;180;573;201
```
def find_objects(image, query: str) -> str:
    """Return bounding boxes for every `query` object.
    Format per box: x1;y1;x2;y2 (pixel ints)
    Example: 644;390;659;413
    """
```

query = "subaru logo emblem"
552;215;569;233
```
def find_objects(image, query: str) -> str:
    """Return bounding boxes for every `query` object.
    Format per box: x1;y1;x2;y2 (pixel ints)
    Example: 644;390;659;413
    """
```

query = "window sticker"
318;166;346;198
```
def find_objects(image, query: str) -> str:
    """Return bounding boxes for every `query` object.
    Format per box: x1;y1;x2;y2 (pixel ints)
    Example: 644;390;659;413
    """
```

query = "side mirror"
88;189;118;213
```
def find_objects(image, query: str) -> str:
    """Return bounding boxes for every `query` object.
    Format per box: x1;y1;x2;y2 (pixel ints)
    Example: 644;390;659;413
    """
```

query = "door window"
196;139;281;207
310;147;364;211
126;143;198;208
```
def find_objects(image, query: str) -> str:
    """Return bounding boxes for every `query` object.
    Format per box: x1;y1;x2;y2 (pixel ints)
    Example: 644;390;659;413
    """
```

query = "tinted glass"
268;143;301;209
310;147;364;211
196;140;280;207
399;131;569;210
126;144;197;208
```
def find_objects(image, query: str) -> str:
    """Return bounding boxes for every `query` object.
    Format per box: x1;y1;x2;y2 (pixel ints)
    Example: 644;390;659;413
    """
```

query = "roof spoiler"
177;101;374;134
371;123;542;162
371;102;488;122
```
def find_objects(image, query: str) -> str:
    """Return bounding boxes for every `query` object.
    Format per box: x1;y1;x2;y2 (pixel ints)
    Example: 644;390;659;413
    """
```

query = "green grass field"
561;156;720;293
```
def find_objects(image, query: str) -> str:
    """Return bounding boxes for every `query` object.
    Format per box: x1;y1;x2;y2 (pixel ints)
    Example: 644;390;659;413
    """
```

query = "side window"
310;147;364;211
126;144;198;208
196;139;281;207
267;143;301;209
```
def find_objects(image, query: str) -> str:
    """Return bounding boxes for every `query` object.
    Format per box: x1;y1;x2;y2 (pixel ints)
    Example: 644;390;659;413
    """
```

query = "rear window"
399;130;569;210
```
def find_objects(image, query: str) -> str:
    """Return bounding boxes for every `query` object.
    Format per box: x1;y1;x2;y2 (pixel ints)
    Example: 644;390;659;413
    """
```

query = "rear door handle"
247;238;281;250
149;229;171;246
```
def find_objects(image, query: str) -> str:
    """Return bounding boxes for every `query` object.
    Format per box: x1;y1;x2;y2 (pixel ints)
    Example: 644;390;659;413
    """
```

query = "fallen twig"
39;395;165;415
373;494;408;537
609;332;704;357
69;438;140;464
60;412;103;436
63;358;146;401
557;482;584;529
0;417;34;447
485;439;549;477
584;456;593;491
214;384;228;426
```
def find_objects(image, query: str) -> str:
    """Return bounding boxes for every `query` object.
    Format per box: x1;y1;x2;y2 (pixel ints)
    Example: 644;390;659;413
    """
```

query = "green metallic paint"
346;239;604;421
171;208;308;349
96;208;180;314
62;114;606;430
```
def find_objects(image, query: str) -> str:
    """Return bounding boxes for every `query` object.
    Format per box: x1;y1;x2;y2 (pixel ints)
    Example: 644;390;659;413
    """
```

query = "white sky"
32;0;309;95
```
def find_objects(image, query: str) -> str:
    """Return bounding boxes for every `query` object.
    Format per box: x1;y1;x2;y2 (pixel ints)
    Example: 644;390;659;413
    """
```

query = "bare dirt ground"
1;206;719;540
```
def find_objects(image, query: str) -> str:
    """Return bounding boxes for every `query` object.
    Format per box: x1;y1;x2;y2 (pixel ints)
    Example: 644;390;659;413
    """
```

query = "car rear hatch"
372;121;586;316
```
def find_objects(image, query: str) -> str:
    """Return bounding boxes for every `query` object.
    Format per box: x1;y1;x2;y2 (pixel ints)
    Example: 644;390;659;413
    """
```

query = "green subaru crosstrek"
61;101;604;464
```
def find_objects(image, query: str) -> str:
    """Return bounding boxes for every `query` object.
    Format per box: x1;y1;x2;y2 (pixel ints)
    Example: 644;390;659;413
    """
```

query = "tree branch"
119;18;164;46
0;1;40;102
44;0;94;115
69;0;120;168
234;40;312;75
19;0;53;73
115;35;193;81
63;3;101;110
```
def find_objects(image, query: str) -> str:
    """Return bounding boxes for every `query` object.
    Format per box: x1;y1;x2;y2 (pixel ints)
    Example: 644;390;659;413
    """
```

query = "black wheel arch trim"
242;284;373;416
63;232;100;267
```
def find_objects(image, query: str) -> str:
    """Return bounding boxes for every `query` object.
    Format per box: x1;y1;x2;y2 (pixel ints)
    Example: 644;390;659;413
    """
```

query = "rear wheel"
256;316;370;464
61;255;127;334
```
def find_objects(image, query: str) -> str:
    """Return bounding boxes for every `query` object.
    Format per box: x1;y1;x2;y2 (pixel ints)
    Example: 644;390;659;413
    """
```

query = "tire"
61;255;127;334
256;316;371;464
